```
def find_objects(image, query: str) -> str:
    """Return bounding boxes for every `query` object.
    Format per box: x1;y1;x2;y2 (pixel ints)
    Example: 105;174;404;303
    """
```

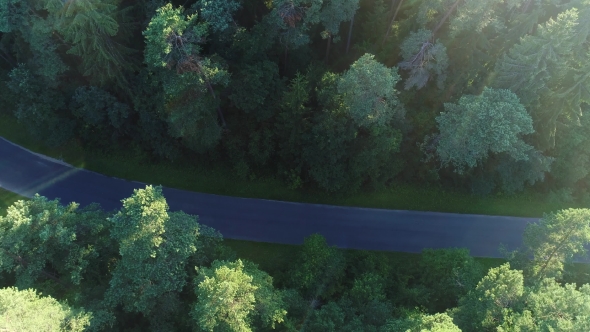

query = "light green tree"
512;279;590;331
0;287;91;332
337;53;402;128
382;312;461;332
453;265;590;331
452;263;525;332
0;195;110;289
434;87;537;173
505;208;590;282
104;186;200;320
192;259;286;332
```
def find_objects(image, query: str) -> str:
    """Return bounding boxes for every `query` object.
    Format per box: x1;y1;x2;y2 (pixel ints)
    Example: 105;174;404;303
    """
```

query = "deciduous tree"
0;195;110;290
192;259;286;332
0;287;91;332
105;186;201;325
337;53;402;127
434;87;536;173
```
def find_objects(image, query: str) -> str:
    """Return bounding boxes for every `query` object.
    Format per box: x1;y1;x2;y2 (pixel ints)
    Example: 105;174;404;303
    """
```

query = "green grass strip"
0;114;572;217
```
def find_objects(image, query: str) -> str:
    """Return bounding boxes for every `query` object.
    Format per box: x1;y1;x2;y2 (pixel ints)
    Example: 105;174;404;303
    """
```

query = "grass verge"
0;114;571;217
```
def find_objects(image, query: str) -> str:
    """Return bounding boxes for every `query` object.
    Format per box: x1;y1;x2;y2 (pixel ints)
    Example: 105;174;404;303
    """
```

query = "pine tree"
493;8;590;149
46;0;137;87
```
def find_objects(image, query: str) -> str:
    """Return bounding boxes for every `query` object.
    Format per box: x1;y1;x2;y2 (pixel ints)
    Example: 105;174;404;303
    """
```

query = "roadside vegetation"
0;114;570;217
0;189;589;330
1;0;590;330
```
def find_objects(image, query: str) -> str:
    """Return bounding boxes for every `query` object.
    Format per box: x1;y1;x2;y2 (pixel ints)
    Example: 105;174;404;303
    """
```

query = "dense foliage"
0;189;589;330
1;0;589;200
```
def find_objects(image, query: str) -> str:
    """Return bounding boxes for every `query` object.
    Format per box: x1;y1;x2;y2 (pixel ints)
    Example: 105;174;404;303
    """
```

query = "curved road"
0;137;539;258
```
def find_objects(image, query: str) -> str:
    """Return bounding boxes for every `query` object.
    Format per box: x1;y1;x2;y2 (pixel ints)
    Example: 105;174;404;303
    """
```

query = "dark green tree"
493;7;590;150
143;3;230;152
6;64;74;146
419;248;483;312
318;0;359;61
45;0;137;87
193;0;241;33
289;234;345;300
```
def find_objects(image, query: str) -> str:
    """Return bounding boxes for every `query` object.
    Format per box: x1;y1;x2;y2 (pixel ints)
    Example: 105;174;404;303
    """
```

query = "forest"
1;0;590;330
0;187;589;331
0;0;589;200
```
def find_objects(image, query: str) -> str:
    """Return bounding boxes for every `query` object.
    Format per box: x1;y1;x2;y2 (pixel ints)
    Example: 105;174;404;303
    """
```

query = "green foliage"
493;149;553;194
192;259;286;332
143;3;230;153
128;69;180;160
0;287;91;332
449;0;505;37
348;272;387;304
508;279;590;331
70;86;130;146
275;73;311;180
105;186;200;317
229;60;283;120
166;93;223;153
270;0;324;50
290;234;345;299
399;29;448;90
337;53;402;128
194;0;241;33
434;87;536;173
493;7;590;149
507;208;590;282
453;263;590;331
419;248;483;312
6;65;74;146
46;0;135;86
383;312;461;332
415;0;458;28
452;263;525;332
0;195;109;289
305;301;346;331
551;105;590;189
319;0;359;39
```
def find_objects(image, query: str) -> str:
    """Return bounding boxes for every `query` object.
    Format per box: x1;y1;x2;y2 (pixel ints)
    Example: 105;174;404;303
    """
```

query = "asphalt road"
0;137;540;258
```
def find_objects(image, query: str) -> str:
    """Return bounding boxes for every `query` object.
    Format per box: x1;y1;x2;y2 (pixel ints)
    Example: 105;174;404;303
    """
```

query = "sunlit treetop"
337;53;402;127
435;87;535;173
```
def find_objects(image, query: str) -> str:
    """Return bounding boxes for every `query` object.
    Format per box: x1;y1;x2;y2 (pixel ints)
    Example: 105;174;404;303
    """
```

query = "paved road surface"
0;137;539;258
